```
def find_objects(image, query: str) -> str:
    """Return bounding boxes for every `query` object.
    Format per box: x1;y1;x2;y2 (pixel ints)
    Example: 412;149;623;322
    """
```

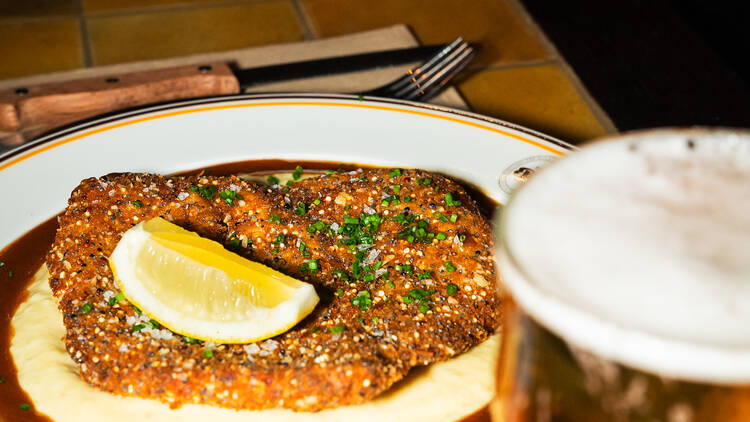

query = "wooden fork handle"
0;62;240;145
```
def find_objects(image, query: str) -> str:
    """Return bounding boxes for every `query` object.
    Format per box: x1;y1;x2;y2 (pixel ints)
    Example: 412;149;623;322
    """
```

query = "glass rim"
496;127;750;385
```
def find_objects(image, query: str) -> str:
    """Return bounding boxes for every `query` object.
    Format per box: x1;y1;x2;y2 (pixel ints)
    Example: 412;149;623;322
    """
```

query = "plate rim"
0;93;574;171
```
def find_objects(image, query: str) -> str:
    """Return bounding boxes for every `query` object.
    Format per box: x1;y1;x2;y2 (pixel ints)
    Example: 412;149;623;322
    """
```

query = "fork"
360;37;475;101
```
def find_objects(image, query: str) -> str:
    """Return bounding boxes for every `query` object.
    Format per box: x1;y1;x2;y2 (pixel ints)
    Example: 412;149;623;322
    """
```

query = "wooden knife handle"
0;62;240;145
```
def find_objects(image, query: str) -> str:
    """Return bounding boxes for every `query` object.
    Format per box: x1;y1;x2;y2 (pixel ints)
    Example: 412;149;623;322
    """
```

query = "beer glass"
492;129;750;422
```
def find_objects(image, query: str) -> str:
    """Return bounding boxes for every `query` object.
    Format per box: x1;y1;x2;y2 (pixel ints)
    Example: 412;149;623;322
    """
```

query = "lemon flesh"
109;217;319;344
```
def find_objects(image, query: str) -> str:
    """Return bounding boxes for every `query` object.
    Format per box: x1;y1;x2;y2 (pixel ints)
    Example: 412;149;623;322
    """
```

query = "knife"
0;44;446;146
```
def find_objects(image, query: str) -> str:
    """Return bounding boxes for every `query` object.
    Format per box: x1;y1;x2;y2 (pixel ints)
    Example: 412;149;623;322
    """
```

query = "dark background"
520;0;750;131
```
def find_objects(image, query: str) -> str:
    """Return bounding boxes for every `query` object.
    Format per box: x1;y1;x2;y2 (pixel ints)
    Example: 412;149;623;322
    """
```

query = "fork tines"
367;37;475;101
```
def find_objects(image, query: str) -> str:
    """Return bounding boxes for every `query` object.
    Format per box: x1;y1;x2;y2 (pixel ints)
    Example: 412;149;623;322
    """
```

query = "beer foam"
498;129;750;383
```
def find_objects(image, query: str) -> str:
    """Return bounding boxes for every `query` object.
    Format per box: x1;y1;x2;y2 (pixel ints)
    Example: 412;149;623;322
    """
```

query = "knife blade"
0;44;447;147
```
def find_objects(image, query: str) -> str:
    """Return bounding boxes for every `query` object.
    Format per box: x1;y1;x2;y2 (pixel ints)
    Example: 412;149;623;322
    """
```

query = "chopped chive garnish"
147;319;160;329
109;292;125;306
447;283;458;295
417;271;432;280
403;195;411;203
266;175;280;185
295;202;307;215
445;262;457;272
394;264;413;274
80;303;93;314
459;234;466;242
392;185;401;193
372;316;379;323
326;170;335;175
335;288;344;296
286;180;294;186
434;212;449;222
272;248;279;254
333;270;350;281
130;200;143;208
450;213;458;222
190;184;217;200
419;303;430;313
19;403;30;411
330;325;345;333
313;199;321;205
184;336;201;344
228;237;241;248
351;290;372;311
363;273;375;283
292;165;303;181
132;324;145;332
388;168;402;178
219;190;243;206
272;234;285;244
307;221;327;233
133;306;142;315
8;270;12;278
270;214;281;224
203;349;213;358
445;193;462;206
302;259;320;273
312;326;320;332
417;177;432;185
436;232;447;240
387;280;395;289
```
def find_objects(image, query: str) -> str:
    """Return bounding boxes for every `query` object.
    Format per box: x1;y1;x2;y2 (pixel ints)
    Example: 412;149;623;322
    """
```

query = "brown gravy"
0;160;497;422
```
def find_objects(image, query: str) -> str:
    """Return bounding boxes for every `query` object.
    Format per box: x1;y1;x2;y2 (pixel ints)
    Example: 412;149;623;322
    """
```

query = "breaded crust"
46;168;499;411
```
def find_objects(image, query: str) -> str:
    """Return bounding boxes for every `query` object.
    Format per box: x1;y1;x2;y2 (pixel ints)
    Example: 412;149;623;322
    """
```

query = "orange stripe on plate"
0;102;564;173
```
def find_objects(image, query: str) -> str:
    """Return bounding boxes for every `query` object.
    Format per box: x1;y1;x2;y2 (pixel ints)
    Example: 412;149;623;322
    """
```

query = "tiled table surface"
0;0;617;144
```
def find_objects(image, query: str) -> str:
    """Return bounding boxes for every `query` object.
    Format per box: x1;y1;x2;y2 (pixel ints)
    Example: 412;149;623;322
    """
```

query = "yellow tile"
0;0;76;18
0;19;83;80
83;0;228;14
301;0;547;66
459;65;607;143
87;2;303;65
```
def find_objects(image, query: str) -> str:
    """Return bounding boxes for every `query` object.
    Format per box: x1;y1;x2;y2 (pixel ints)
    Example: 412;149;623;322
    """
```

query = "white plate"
0;93;572;248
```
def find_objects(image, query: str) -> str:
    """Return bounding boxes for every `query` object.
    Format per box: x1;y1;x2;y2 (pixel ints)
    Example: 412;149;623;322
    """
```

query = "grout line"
479;58;557;71
290;0;316;40
81;0;276;19
0;14;76;26
505;0;618;134
75;0;94;67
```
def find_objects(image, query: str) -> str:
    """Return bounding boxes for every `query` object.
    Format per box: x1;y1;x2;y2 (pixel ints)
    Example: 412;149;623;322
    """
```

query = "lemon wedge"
109;217;319;344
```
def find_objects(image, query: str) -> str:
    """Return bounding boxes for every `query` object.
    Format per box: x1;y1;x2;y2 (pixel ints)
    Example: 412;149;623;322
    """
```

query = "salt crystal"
243;343;260;356
364;248;380;264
